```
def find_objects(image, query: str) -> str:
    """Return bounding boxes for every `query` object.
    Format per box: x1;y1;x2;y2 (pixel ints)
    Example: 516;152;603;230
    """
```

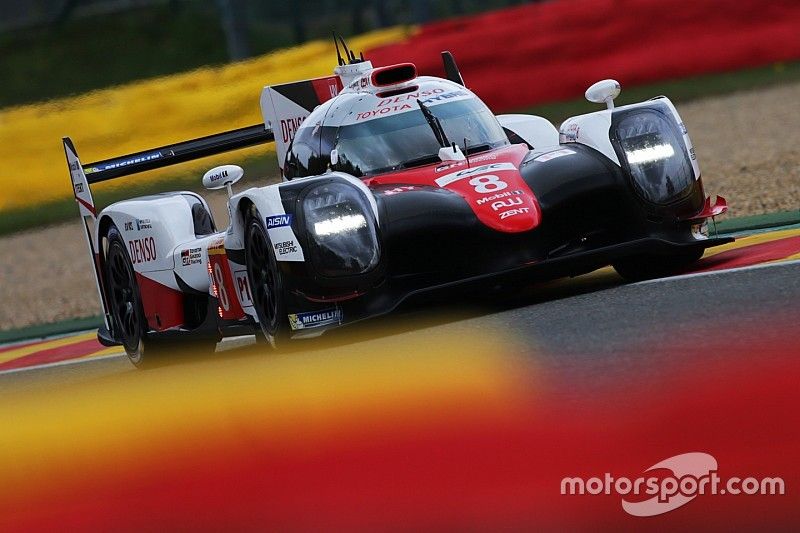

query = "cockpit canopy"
284;78;509;179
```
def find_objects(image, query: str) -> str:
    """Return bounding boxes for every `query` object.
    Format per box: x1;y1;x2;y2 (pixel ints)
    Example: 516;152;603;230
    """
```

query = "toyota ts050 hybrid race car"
64;37;731;367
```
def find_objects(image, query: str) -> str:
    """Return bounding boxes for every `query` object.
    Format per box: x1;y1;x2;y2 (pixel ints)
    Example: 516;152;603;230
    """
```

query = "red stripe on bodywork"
0;338;104;371
135;273;184;331
690;235;800;273
75;196;96;216
311;76;344;104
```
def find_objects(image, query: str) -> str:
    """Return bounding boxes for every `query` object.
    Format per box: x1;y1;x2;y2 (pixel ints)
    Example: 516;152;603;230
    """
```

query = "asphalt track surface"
2;257;798;399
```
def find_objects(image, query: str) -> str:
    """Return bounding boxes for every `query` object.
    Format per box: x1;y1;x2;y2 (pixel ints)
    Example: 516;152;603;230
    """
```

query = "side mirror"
203;165;243;195
585;79;621;110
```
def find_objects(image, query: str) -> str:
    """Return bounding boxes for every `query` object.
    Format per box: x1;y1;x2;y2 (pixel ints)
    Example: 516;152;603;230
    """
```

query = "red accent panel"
0;339;104;371
365;144;541;233
208;253;246;321
135;273;184;331
310;76;343;104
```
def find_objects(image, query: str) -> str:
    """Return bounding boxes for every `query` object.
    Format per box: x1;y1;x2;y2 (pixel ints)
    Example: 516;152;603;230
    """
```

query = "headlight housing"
302;182;380;277
616;110;694;204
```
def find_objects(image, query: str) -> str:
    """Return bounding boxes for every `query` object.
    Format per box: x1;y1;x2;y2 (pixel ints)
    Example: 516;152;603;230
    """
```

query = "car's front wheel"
244;207;291;348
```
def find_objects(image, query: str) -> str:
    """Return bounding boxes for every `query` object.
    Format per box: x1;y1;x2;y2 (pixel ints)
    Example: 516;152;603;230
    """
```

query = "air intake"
371;63;417;87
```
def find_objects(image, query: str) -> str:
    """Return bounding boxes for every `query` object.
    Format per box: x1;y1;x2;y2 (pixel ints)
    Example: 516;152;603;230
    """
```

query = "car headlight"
616;111;694;204
302;182;380;276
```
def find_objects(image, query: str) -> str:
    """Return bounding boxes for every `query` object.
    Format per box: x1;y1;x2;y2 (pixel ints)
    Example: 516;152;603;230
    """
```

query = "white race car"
64;37;730;367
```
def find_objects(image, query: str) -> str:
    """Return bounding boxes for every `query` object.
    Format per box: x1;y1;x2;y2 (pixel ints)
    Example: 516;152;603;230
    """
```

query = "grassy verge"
2;61;799;236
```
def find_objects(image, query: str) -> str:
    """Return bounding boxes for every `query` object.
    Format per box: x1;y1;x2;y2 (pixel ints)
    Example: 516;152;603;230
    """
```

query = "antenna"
333;32;364;65
333;32;345;66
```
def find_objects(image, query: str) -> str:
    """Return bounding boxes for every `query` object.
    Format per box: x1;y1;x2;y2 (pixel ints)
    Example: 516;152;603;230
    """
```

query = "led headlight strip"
624;143;675;165
313;214;368;237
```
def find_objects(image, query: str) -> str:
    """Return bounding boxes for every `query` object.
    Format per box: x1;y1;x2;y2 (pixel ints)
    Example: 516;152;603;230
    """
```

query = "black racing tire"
612;248;704;282
244;206;291;349
104;224;216;368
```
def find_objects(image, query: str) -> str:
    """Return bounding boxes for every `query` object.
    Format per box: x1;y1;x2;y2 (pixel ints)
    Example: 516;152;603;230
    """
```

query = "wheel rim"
247;222;279;332
107;243;141;352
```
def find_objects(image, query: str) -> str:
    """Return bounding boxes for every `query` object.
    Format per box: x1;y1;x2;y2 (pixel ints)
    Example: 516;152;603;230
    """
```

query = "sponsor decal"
435;162;517;187
419;90;468;106
534;148;576;163
68;160;80;171
124;221;134;231
435;161;466;172
355;88;452;121
562;123;580;142
274;240;299;256
280;116;306;144
74;182;84;193
136;218;152;231
233;270;253;307
128;237;157;264
207;169;228;184
360;77;368;88
469;152;499;163
181;247;202;266
266;214;293;229
88;151;162;173
499;207;530;220
475;190;523;206
288;308;342;330
689;146;697;161
356;104;412;121
491;197;524;211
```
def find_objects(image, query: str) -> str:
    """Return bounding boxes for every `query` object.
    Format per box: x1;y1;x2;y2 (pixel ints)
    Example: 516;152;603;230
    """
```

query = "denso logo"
281;116;306;144
266;214;293;228
128;237;157;264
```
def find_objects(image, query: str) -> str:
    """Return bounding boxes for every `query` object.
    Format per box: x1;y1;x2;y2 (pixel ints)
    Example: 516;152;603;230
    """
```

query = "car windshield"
332;97;509;176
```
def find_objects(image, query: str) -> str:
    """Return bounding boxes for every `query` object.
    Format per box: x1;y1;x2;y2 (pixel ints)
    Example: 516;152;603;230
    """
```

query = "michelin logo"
288;308;342;330
266;214;293;228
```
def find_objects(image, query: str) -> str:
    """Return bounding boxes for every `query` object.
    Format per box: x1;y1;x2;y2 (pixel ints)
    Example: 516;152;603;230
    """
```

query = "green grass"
2;61;799;236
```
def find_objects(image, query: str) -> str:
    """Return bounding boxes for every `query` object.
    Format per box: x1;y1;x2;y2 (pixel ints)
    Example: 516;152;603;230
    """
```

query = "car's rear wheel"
244;207;290;348
105;224;215;368
612;248;704;282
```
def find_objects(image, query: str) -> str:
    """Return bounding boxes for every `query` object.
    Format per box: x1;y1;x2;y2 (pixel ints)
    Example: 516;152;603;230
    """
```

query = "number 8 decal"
469;174;507;193
214;262;230;311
